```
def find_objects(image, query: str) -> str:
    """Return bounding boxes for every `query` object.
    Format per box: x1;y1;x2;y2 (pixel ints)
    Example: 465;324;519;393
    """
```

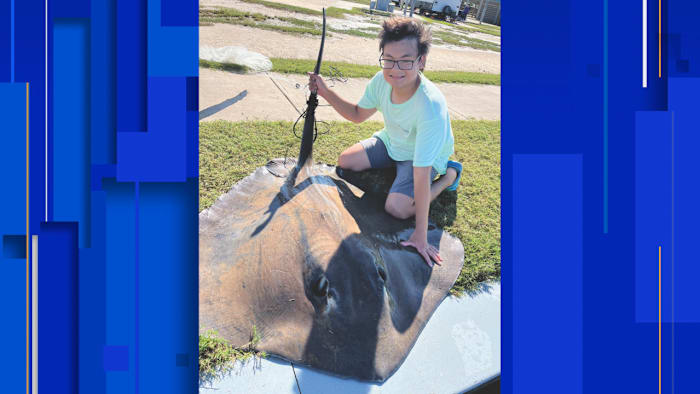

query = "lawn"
198;118;500;378
199;119;501;294
199;57;501;86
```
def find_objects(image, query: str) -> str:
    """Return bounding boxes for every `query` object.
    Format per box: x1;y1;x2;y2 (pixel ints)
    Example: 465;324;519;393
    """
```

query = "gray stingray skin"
199;159;464;382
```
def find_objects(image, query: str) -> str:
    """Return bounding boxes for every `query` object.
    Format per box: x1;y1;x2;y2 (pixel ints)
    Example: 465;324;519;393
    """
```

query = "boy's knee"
385;198;414;220
338;153;360;171
337;153;350;169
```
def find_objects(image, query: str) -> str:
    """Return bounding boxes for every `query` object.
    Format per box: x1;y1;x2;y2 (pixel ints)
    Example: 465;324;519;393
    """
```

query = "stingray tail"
296;8;326;169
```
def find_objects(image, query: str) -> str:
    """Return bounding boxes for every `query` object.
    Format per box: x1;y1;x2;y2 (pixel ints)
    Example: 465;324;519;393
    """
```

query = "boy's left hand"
401;231;442;268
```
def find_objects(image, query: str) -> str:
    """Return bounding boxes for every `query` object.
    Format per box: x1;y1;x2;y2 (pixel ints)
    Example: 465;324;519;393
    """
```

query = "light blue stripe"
603;0;609;234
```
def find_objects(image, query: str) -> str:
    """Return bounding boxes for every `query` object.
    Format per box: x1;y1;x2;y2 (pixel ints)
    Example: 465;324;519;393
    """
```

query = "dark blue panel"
512;154;582;394
52;0;90;19
185;76;197;111
161;0;197;27
116;0;147;132
15;0;48;229
39;222;78;394
634;111;671;323
92;164;117;191
0;0;10;82
186;77;198;179
667;2;700;78
3;235;26;258
91;0;116;165
117;77;187;182
53;19;91;248
139;180;198;392
186;111;198;179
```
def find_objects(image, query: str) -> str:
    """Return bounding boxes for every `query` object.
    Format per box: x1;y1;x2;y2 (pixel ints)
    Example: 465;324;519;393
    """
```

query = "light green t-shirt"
357;71;454;174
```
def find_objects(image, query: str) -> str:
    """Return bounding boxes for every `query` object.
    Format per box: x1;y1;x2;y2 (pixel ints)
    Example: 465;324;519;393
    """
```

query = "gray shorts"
359;137;438;198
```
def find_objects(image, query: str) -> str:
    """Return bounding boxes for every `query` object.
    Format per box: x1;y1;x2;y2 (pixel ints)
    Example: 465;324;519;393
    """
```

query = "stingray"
199;10;465;382
199;159;465;382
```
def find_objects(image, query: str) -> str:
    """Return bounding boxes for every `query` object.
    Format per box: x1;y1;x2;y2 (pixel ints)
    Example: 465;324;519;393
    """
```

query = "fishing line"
280;66;347;169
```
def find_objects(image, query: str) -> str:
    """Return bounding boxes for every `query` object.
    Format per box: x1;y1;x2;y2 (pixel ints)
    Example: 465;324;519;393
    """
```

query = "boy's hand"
401;231;442;268
308;72;329;98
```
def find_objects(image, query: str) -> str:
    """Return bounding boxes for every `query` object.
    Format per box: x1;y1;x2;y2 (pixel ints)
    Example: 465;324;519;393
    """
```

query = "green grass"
199;59;249;73
328;26;379;38
325;6;365;18
199;119;501;295
199;57;500;85
432;30;500;52
271;58;501;85
237;0;322;15
200;6;268;21
418;14;501;37
199;327;267;382
200;7;327;36
463;21;501;36
326;6;392;19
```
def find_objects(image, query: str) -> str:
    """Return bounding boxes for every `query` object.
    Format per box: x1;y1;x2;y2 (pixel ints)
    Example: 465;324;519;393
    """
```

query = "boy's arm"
401;166;442;267
308;73;376;123
413;166;431;239
323;88;377;123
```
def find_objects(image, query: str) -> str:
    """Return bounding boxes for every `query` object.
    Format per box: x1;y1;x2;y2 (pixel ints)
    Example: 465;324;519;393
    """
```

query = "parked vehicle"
414;0;460;21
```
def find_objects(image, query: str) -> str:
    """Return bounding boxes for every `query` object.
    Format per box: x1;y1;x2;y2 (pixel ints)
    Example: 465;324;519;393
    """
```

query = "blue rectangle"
147;0;198;77
512;154;583;394
103;179;136;393
672;108;700;323
103;345;129;371
53;19;91;248
91;0;116;165
0;83;27;236
52;0;90;18
161;0;197;27
634;111;672;323
0;251;25;393
117;77;187;182
138;180;198;392
79;194;107;393
0;0;10;82
2;235;26;258
117;0;146;132
39;222;79;393
0;73;26;387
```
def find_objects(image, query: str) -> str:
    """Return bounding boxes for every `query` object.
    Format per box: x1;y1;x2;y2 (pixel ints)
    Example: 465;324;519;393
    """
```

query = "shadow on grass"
336;166;459;228
200;90;248;120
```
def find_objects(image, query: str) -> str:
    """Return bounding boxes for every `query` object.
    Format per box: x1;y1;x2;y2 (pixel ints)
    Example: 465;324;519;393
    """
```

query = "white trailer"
414;0;460;21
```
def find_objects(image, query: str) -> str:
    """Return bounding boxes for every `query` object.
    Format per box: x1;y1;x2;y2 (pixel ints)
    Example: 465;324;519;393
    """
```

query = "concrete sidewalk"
199;282;501;394
199;68;501;123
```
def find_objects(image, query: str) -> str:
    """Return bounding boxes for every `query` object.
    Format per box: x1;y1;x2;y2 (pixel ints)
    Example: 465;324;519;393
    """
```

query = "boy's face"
381;38;426;92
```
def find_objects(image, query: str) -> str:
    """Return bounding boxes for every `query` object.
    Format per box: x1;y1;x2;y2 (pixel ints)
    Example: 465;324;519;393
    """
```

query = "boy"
308;17;462;267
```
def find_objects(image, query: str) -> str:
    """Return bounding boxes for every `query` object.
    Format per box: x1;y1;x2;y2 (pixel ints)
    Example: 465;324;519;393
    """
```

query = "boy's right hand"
308;72;329;98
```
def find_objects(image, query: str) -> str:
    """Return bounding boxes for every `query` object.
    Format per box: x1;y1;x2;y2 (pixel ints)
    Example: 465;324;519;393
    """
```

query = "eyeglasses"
379;55;421;70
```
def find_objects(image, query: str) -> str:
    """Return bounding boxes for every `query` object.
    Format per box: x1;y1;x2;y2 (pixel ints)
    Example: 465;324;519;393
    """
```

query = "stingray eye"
314;276;329;297
377;265;387;282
